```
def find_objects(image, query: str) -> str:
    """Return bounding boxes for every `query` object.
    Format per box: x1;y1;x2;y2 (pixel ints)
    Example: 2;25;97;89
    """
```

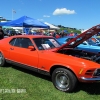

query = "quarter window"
9;38;16;46
10;38;33;49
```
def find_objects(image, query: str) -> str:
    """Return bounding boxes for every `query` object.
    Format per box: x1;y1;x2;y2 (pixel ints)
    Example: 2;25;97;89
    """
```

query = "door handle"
10;48;14;50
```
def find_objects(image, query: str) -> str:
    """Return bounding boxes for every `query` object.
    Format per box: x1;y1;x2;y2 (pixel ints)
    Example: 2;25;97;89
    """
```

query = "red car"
0;24;100;92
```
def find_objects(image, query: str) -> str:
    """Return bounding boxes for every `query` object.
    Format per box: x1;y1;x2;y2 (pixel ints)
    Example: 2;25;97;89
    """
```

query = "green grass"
0;66;100;100
60;27;81;34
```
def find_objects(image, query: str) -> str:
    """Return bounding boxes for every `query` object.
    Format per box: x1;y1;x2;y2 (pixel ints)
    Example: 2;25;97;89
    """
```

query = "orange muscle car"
0;24;100;92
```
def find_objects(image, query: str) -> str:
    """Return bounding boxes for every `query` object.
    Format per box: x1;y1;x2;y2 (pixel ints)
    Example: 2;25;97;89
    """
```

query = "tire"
52;68;78;92
0;52;6;67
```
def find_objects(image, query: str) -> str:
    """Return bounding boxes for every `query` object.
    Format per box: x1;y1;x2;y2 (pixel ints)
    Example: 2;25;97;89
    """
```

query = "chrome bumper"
81;77;100;81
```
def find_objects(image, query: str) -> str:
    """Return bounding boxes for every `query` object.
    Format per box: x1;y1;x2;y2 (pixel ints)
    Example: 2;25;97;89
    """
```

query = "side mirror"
28;46;35;51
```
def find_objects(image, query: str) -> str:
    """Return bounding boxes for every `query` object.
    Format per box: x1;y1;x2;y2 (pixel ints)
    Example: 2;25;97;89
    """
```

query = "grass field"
0;65;100;100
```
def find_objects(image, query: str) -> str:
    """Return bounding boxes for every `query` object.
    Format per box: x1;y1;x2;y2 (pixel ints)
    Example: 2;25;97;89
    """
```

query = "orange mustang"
1;25;100;92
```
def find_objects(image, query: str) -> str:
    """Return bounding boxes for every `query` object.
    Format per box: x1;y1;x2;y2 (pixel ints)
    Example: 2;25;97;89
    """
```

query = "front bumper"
81;77;100;81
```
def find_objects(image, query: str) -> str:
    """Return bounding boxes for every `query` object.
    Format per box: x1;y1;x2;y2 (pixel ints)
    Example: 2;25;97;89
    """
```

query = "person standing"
53;30;57;38
0;26;4;40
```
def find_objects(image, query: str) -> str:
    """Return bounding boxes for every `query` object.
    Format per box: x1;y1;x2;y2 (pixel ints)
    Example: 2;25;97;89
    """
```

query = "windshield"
33;38;61;50
66;37;83;45
87;38;99;45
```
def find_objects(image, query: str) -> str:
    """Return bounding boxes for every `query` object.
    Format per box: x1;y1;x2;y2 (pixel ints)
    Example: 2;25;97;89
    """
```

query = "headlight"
93;69;100;76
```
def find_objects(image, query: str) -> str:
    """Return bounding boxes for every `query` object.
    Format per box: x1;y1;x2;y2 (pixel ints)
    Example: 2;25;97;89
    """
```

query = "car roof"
11;35;53;38
0;35;54;43
59;36;76;38
57;36;76;41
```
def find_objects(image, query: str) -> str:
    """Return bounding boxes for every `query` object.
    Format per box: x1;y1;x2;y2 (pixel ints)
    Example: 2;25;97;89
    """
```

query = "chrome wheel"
0;52;5;67
56;73;69;89
0;54;3;64
52;68;78;92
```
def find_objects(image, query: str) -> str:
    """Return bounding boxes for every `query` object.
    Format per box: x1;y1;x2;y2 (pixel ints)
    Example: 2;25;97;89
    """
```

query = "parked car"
57;36;100;54
0;24;100;92
87;36;100;46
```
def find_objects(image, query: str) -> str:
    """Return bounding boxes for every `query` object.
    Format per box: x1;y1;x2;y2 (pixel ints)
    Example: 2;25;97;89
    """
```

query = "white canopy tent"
31;22;60;30
81;29;88;33
44;22;60;30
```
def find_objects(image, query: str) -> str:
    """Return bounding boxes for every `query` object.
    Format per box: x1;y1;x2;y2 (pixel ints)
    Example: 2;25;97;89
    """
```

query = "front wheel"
52;68;78;92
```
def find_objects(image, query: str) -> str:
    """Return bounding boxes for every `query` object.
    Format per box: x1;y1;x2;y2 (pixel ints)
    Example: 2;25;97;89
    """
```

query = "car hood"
56;24;100;52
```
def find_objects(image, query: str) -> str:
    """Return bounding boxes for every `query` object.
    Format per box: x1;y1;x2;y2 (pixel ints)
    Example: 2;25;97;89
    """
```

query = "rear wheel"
52;68;78;92
0;52;6;67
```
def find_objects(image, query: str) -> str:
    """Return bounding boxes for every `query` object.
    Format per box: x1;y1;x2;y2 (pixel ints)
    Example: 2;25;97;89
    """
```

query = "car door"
9;37;39;68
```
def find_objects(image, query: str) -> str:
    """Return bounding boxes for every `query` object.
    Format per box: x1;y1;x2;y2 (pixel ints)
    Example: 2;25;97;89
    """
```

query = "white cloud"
53;8;76;15
37;19;44;21
43;15;50;18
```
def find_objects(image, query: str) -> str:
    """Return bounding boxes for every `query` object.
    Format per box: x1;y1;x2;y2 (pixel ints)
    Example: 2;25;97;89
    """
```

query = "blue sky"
0;0;100;29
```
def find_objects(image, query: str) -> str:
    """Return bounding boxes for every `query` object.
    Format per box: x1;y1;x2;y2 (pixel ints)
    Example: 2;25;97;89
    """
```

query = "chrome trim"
81;77;100;81
5;58;50;76
5;58;49;72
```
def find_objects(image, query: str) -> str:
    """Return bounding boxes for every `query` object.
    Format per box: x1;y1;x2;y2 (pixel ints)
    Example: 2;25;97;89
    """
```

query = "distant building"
0;16;11;22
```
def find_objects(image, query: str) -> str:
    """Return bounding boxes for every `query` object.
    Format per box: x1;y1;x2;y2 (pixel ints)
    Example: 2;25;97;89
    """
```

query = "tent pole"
22;27;24;33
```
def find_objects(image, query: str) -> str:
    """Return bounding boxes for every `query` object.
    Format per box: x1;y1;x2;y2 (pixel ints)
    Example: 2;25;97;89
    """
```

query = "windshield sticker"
49;39;60;47
41;44;51;49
